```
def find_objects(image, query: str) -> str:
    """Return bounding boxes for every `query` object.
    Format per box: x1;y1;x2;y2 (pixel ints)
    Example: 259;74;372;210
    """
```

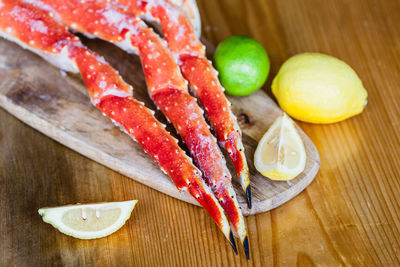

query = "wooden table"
1;0;400;265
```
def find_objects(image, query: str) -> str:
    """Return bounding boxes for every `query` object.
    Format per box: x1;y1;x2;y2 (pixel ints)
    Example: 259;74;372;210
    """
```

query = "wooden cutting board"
0;37;319;216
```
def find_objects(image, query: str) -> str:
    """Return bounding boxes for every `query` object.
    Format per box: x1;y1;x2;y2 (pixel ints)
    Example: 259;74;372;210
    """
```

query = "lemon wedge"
254;114;306;180
38;200;137;239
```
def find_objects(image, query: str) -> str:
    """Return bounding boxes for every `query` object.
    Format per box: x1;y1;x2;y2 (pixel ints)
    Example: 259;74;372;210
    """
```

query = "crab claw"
187;176;234;250
213;180;248;258
246;186;252;210
243;235;250;260
224;123;251;209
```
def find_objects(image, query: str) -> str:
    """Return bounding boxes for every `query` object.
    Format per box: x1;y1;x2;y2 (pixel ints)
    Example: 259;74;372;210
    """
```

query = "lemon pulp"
254;114;306;180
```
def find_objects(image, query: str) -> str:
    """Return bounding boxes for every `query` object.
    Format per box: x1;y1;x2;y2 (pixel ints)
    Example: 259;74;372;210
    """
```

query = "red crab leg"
109;0;250;257
0;0;236;251
29;0;248;254
114;0;251;210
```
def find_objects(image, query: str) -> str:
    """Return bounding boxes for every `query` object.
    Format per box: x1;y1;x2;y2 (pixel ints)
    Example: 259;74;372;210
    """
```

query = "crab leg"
26;0;249;255
112;0;252;211
0;0;236;251
111;0;250;256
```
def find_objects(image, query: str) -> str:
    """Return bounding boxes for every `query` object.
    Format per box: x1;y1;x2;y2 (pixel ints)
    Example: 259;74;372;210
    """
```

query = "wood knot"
237;113;250;127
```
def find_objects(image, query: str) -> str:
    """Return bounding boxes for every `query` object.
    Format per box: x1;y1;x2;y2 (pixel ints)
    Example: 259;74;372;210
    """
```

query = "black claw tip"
229;231;238;255
243;236;250;260
246;186;252;209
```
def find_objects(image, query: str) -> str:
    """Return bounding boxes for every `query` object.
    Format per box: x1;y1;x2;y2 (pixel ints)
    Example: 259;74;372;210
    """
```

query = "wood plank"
0;36;319;216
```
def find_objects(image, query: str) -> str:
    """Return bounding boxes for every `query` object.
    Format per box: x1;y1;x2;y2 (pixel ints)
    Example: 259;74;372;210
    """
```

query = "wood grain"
1;0;400;265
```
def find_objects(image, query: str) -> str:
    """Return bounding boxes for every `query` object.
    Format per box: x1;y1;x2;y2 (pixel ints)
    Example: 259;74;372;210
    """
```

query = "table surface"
1;0;400;266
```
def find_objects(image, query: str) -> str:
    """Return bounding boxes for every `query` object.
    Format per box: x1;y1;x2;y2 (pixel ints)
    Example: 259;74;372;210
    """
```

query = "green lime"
214;35;270;96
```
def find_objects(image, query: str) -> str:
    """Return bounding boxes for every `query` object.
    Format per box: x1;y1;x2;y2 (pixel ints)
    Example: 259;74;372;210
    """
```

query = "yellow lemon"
254;114;306;181
272;53;368;124
38;200;137;239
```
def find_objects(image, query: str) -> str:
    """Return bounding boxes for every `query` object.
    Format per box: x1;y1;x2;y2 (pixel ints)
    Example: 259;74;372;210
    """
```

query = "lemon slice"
38;200;137;239
254;114;306;180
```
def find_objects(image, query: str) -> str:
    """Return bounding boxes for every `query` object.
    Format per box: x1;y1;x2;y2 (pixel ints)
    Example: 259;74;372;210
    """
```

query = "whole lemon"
272;53;368;124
